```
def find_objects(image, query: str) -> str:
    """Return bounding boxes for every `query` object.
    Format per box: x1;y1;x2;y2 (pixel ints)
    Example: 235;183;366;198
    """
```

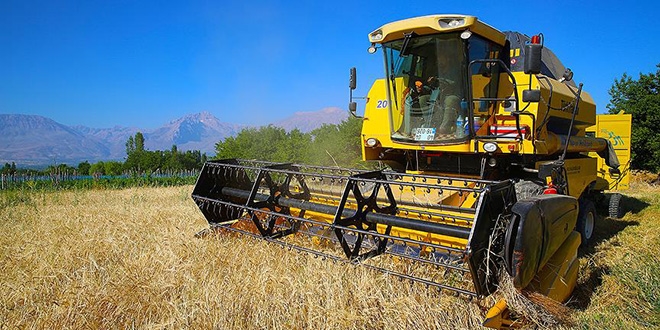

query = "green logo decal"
601;129;625;146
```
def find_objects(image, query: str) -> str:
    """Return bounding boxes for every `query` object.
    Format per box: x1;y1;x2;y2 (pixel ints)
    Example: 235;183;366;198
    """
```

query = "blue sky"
2;0;658;129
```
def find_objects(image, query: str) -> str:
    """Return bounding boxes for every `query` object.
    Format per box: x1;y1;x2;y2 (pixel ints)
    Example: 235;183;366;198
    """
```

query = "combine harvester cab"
192;14;631;329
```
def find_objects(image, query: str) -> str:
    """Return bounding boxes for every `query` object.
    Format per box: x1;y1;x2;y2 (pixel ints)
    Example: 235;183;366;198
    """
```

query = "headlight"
483;142;498;153
370;30;383;42
439;18;465;28
488;157;498;167
365;138;379;147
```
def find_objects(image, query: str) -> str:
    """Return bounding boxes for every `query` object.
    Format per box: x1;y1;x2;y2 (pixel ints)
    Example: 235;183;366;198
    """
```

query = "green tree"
2;163;11;175
135;132;145;152
126;135;135;155
78;161;91;175
181;150;206;170
104;161;124;176
608;64;660;172
125;132;147;173
90;161;105;176
278;128;312;163
215;125;291;161
164;145;183;171
213;119;364;167
308;117;363;167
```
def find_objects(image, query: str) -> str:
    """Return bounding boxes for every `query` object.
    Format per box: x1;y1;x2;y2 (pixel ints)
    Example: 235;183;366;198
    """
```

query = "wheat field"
1;182;658;329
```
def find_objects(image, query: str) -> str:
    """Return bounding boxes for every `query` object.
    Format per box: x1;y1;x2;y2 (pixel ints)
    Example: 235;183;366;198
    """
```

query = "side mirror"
524;35;543;75
348;67;362;118
522;89;541;103
349;67;357;90
523;35;543;104
524;43;543;74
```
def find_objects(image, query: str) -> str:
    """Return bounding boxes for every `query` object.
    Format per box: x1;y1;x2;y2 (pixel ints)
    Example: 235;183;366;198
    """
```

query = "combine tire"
514;180;544;200
576;199;596;245
608;193;624;219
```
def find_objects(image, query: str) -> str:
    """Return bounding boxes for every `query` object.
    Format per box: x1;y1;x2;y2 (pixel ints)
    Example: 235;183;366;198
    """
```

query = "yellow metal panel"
535;75;597;128
588;113;632;191
566;157;598;198
529;231;580;302
536;158;597;198
361;79;394;161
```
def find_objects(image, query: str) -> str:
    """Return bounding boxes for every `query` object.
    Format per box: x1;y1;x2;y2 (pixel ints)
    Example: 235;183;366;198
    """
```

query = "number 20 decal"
376;100;388;108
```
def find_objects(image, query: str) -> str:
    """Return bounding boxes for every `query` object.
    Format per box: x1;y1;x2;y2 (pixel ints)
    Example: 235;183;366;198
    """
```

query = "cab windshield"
385;33;468;142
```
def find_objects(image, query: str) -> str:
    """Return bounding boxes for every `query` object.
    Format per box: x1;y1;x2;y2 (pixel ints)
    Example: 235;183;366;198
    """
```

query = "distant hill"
0;108;348;165
73;111;244;159
72;125;141;161
273;107;348;132
145;111;244;153
0;115;110;165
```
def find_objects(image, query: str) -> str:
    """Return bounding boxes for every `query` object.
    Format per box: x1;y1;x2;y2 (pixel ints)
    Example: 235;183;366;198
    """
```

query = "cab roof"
368;15;506;46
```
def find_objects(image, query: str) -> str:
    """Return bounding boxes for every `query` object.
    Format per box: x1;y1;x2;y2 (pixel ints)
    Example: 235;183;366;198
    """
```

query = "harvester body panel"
588;112;632;191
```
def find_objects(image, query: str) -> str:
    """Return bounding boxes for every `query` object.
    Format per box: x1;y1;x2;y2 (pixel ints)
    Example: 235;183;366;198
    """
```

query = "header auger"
192;14;631;328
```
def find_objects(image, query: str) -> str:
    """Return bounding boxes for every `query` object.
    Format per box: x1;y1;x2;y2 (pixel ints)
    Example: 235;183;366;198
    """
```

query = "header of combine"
192;159;520;297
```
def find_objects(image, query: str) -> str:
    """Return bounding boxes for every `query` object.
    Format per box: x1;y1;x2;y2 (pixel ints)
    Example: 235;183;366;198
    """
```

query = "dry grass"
1;180;658;329
0;187;486;329
569;179;660;329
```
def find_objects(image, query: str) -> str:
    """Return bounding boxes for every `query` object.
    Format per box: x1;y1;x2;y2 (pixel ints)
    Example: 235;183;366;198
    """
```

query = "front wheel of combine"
577;199;596;246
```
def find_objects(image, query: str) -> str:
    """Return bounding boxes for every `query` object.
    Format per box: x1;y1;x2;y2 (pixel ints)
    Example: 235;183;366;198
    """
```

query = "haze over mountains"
0;107;348;166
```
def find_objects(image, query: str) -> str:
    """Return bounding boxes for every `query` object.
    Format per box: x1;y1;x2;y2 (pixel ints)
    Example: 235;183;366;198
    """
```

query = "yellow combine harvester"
191;15;631;328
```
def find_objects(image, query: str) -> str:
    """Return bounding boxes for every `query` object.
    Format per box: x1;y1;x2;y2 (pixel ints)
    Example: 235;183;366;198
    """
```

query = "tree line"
215;116;366;168
85;132;208;177
608;63;660;173
1;132;208;178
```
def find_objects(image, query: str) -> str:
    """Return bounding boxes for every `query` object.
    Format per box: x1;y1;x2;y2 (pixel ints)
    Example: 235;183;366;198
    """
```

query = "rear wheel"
608;193;624;219
577;199;596;245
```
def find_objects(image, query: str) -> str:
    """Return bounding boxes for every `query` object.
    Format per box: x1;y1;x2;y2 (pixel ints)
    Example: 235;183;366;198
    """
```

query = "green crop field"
1;178;658;329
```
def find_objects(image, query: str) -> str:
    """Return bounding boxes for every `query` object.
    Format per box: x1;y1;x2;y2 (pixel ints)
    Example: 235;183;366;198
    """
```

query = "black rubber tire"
514;180;544;201
577;199;597;245
608;193;624;219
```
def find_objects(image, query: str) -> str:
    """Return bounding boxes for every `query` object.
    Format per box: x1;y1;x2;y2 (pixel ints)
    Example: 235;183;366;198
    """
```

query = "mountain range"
0;107;347;166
